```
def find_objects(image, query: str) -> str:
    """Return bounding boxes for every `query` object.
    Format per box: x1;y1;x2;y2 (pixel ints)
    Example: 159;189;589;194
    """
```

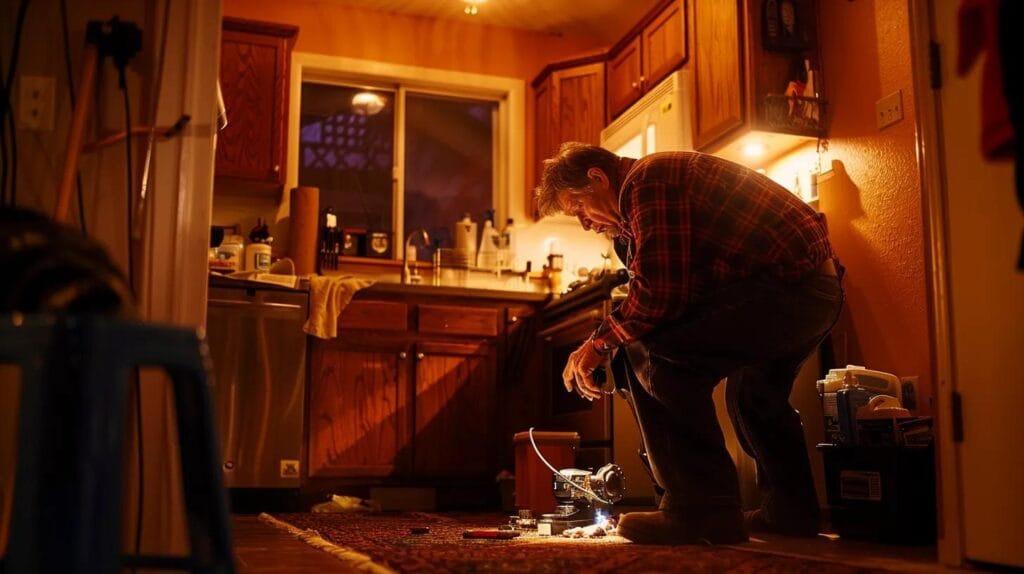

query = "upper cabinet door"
534;77;555;162
642;0;688;91
606;36;643;122
553;63;605;149
692;0;744;149
216;19;297;188
531;57;606;215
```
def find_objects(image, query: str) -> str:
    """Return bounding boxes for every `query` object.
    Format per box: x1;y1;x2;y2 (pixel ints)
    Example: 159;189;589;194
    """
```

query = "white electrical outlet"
18;75;56;131
876;89;903;130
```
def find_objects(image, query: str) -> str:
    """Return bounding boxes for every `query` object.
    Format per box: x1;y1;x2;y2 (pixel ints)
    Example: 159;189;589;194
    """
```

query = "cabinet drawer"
339;300;408;331
418;305;499;337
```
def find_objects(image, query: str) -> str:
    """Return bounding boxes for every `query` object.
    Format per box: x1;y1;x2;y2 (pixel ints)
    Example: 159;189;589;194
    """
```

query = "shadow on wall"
819;160;861;368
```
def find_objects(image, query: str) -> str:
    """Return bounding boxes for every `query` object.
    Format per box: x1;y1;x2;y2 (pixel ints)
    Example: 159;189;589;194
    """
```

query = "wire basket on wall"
761;94;827;136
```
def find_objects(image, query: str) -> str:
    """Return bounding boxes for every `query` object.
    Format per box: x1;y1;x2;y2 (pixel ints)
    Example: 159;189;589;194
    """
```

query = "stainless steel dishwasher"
206;283;308;489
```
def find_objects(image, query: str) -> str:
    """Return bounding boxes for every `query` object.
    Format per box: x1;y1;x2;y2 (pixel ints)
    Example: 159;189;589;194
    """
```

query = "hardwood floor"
232;514;360;573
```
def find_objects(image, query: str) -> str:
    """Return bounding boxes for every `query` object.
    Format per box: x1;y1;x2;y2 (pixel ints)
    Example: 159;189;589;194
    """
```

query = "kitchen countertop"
362;281;551;303
209;272;551;303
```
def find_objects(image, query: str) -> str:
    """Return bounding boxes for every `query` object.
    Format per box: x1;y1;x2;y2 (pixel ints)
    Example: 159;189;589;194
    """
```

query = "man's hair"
534;142;619;217
0;207;135;316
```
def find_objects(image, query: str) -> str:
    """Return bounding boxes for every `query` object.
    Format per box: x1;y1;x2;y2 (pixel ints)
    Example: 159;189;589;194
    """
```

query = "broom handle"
54;42;99;223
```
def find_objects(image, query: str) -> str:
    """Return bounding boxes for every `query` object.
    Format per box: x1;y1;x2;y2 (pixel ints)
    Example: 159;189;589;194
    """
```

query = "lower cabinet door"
309;341;411;477
413;340;497;478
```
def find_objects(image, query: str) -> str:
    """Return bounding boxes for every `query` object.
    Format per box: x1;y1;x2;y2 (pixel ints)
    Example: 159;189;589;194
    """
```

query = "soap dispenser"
477;210;499;270
499;217;516;270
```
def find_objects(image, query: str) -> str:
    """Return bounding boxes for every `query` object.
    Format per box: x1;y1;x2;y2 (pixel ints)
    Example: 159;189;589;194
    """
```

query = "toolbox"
818;444;936;544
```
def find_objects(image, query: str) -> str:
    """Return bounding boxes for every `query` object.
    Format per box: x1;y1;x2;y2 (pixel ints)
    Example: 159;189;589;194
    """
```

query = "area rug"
261;512;892;573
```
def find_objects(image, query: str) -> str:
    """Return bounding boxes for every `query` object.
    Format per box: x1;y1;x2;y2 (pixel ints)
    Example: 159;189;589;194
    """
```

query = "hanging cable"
5;100;17;206
119;82;134;290
59;0;87;233
1;58;8;207
2;0;32;206
113;32;144;562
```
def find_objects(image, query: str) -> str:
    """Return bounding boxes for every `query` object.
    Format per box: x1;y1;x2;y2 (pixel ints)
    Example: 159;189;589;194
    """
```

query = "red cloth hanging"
958;0;1015;160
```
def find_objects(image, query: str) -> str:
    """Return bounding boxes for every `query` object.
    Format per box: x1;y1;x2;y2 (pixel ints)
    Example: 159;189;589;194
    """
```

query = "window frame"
288;52;525;245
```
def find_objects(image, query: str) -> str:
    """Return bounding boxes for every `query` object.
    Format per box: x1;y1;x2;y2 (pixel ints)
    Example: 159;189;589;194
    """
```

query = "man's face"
558;169;622;237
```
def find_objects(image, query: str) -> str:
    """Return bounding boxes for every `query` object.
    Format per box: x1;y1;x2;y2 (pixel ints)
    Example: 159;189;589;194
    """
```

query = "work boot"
617;509;748;545
743;508;819;537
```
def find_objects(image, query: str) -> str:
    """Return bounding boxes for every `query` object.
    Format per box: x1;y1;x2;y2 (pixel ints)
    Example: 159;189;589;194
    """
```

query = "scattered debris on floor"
311;494;381;513
561;517;617;538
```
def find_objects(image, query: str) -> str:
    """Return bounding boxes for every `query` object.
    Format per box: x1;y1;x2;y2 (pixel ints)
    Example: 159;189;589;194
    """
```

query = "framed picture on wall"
763;0;808;51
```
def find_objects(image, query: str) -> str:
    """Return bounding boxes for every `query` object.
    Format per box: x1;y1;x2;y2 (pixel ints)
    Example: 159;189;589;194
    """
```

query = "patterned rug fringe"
258;512;396;574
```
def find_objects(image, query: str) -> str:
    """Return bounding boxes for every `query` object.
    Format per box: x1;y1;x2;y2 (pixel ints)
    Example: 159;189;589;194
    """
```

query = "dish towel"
303;275;375;339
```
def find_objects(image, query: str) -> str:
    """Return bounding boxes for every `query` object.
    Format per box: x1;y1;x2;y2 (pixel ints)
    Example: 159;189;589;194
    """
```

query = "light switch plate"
18;75;56;131
876;89;903;130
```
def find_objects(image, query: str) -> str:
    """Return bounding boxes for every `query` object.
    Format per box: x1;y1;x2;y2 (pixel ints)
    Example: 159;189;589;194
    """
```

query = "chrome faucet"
402;228;430;284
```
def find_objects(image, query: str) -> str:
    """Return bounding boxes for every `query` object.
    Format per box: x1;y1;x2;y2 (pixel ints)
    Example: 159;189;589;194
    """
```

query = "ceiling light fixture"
462;0;485;15
352;91;386;116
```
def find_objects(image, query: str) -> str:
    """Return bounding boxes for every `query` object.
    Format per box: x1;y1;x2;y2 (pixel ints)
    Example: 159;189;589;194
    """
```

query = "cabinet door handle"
510;315;519;323
399;352;407;359
631;81;639;90
273;164;280;173
417;352;425;360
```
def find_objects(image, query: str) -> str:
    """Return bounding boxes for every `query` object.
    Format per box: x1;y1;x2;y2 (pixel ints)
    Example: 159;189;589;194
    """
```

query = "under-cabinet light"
743;141;766;158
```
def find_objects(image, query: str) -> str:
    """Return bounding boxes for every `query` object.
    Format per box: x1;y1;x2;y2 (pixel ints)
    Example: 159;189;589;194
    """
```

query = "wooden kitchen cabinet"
644;0;688;92
413;339;497;478
308;340;412;478
216;18;297;190
691;0;744;149
531;56;605;212
306;292;545;500
693;0;826;157
606;37;642;123
606;0;688;121
532;61;605;156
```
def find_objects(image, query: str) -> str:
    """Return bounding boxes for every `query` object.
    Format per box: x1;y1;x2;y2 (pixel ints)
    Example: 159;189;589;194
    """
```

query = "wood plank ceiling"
318;0;663;44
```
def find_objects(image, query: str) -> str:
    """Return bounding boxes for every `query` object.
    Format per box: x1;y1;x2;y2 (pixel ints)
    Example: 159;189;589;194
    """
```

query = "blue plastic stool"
0;314;234;573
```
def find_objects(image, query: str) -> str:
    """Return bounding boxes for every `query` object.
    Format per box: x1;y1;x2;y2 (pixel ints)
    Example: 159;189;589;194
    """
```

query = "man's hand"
562;339;607;401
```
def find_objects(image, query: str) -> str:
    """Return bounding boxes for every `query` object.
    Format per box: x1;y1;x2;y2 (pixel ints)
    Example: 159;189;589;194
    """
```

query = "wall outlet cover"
18;75;56;131
876;89;904;130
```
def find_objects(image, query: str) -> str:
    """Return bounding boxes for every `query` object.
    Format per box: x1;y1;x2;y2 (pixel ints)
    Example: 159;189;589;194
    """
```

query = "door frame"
907;0;962;565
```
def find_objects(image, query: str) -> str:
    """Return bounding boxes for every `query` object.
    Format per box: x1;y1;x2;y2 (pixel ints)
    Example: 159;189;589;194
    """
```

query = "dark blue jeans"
616;263;844;523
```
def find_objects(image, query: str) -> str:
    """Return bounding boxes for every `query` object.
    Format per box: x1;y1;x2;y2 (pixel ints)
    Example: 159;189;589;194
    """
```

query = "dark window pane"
404;92;496;261
300;83;395;254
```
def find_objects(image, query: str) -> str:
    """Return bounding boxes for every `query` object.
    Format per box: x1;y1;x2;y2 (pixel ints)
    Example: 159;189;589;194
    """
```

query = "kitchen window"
290;54;525;261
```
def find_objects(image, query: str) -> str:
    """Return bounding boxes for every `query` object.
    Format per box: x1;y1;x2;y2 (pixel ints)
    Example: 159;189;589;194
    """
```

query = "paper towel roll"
288;186;319;275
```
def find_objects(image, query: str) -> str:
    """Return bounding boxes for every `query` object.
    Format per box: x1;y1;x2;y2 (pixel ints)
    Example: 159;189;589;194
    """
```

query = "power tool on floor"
527;424;625;536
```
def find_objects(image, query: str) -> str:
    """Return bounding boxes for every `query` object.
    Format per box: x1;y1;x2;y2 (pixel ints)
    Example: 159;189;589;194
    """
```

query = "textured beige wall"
815;0;933;411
